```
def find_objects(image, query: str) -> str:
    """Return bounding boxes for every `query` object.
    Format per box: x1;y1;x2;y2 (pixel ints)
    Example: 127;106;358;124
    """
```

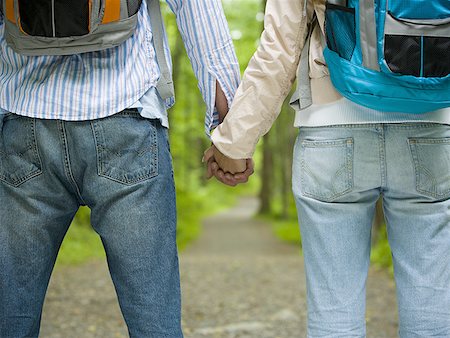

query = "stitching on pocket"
408;137;450;199
91;116;159;185
0;117;43;187
300;137;354;202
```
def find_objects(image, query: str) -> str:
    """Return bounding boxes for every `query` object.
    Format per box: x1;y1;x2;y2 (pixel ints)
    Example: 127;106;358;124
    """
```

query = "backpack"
1;0;144;55
323;0;450;114
0;0;174;99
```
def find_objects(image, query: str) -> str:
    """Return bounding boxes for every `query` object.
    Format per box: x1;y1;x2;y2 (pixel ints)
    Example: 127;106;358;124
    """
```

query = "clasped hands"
203;145;254;186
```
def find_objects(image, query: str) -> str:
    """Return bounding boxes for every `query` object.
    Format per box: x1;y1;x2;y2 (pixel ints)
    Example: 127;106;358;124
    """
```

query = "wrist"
215;81;229;122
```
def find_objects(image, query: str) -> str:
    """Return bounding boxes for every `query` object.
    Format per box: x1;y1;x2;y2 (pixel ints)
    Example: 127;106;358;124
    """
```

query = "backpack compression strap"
326;0;379;71
4;0;15;23
148;0;175;100
102;0;121;24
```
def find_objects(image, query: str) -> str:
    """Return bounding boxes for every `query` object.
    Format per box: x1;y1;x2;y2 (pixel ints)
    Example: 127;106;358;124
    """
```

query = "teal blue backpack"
323;0;450;113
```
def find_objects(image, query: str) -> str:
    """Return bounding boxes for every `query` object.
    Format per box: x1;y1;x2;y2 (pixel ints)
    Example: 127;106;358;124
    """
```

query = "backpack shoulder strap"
327;0;379;70
290;14;318;111
358;0;379;70
147;0;175;100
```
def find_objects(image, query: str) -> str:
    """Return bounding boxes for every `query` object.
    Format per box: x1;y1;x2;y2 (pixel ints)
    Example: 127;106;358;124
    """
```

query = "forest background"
57;0;392;272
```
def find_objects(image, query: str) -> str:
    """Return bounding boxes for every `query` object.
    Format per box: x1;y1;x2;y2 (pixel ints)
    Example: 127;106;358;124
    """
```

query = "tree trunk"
258;0;273;215
259;132;273;214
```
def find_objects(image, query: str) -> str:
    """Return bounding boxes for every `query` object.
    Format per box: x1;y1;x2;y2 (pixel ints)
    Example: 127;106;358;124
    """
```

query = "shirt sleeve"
165;0;241;136
211;0;311;159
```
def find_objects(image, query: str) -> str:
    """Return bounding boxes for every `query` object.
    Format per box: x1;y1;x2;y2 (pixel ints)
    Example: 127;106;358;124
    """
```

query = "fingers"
207;160;240;186
205;145;219;180
204;146;254;186
206;160;221;180
202;145;215;164
213;147;246;174
234;159;254;181
208;158;254;186
247;159;255;172
206;158;215;179
215;168;239;186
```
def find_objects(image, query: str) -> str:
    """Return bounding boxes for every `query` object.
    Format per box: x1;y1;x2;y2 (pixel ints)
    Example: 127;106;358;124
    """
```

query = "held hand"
203;145;254;186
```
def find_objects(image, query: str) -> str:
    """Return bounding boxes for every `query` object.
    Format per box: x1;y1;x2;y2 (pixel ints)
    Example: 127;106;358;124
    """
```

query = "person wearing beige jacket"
204;0;450;336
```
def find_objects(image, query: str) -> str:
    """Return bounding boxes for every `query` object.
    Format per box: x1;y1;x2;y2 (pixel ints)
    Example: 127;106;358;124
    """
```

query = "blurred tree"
257;0;273;215
257;0;298;219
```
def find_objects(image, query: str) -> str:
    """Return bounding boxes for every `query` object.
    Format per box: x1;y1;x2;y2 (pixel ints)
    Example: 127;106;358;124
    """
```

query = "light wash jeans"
292;123;450;338
0;110;183;338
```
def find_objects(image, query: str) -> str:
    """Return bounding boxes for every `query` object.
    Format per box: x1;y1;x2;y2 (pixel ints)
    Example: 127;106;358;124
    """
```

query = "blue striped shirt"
0;0;240;135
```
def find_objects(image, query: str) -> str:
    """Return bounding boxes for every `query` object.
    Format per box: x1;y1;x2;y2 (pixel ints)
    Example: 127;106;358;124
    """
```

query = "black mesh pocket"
19;0;53;37
385;35;421;76
325;3;356;61
423;37;450;77
385;35;450;78
18;0;89;37
128;0;143;16
54;0;89;37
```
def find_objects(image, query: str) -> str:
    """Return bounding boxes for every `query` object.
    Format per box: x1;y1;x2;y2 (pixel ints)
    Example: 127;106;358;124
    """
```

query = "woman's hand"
203;145;254;186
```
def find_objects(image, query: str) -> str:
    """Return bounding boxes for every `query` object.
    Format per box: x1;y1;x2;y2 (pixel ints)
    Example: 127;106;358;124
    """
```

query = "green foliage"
262;185;301;246
56;207;105;266
370;225;394;274
269;217;301;246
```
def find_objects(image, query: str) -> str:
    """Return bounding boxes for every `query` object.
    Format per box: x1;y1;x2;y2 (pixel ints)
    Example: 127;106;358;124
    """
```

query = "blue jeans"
292;123;450;338
0;110;183;338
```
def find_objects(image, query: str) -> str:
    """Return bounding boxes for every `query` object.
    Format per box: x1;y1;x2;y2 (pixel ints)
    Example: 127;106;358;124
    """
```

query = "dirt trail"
41;197;398;338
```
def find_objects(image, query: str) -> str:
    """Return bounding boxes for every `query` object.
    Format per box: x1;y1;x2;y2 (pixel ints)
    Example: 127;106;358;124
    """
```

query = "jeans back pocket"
92;111;159;185
409;137;450;199
299;138;354;202
0;114;43;187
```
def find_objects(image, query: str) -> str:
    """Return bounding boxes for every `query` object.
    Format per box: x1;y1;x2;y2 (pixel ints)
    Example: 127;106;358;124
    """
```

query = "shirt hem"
294;98;450;127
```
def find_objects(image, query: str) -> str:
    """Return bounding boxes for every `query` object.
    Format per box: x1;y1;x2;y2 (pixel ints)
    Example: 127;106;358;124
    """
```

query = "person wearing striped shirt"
0;1;244;337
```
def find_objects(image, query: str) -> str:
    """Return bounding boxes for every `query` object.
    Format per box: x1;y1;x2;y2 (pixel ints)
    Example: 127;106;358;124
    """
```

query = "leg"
76;113;182;337
0;116;79;338
293;125;383;337
383;123;450;337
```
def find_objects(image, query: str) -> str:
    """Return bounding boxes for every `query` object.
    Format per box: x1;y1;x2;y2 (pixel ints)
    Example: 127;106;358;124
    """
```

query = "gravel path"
40;197;398;337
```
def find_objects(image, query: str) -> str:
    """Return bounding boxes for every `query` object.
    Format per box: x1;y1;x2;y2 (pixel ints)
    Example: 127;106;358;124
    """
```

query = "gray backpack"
0;0;174;99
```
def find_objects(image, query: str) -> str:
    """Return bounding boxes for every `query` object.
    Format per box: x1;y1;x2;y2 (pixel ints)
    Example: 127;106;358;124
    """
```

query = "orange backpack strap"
102;0;121;24
5;0;16;23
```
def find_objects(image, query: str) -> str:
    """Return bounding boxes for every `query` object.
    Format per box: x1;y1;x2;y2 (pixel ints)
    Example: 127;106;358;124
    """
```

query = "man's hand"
203;145;254;186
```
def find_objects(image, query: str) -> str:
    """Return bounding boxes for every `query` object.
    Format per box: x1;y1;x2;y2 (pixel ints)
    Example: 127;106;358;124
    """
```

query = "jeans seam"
58;121;86;205
347;139;354;193
379;126;387;189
